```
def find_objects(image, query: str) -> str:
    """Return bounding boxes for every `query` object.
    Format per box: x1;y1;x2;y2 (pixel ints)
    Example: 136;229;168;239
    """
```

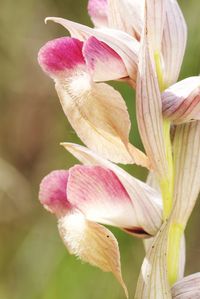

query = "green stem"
167;223;184;286
159;119;174;220
154;52;174;220
154;51;181;285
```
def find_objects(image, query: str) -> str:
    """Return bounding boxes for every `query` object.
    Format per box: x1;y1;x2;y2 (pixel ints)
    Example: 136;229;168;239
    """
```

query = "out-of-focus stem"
167;223;184;286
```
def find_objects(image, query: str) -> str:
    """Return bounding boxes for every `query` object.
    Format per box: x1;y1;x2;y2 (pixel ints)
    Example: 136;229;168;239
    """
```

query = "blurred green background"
0;1;200;298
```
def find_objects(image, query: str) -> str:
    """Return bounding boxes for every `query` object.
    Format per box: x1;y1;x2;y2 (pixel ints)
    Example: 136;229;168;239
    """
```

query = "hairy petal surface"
107;0;144;40
162;76;200;124
58;212;128;297
171;273;200;299
62;143;163;237
162;0;187;86
45;17;139;82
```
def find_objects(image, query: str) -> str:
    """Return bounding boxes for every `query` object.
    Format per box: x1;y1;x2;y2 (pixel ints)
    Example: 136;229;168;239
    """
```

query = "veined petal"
62;143;163;236
39;36;148;166
45;17;139;81
171;273;200;299
68;165;150;236
56;80;148;165
39;170;70;216
146;0;167;53
136;26;168;177
162;0;187;86
83;36;128;81
87;0;108;28
172;121;200;226
135;222;171;299
162;76;200;124
107;0;144;40
58;212;128;297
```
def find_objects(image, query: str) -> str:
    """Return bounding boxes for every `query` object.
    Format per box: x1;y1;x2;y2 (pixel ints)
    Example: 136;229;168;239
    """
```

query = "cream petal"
107;0;144;39
171;273;200;299
87;0;108;28
45;17;139;81
58;212;128;297
56;79;149;166
162;0;187;87
162;76;200;124
83;36;128;81
61;143;163;236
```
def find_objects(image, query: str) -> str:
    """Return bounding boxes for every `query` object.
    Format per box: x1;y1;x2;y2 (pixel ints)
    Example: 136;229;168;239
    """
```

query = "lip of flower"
38;35;150;168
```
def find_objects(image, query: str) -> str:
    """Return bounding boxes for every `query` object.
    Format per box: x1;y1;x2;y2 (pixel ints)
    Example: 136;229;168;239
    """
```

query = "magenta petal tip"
38;37;85;76
39;170;70;215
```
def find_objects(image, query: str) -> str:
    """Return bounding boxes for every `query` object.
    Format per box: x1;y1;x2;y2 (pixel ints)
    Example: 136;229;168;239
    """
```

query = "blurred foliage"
0;0;200;298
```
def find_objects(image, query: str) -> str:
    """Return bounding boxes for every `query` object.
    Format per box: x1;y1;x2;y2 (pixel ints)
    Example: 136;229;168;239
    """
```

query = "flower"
39;144;162;296
38;35;149;167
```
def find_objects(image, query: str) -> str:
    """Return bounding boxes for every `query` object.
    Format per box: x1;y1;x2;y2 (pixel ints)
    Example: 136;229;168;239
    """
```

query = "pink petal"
62;143;163;236
45;17;139;82
67;165;146;232
39;170;71;216
83;36;128;81
172;273;200;299
87;0;108;28
162;76;200;124
38;37;85;78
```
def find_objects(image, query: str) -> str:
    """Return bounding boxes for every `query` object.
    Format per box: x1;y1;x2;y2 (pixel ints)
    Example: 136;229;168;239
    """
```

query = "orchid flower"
39;144;163;297
38;34;150;168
